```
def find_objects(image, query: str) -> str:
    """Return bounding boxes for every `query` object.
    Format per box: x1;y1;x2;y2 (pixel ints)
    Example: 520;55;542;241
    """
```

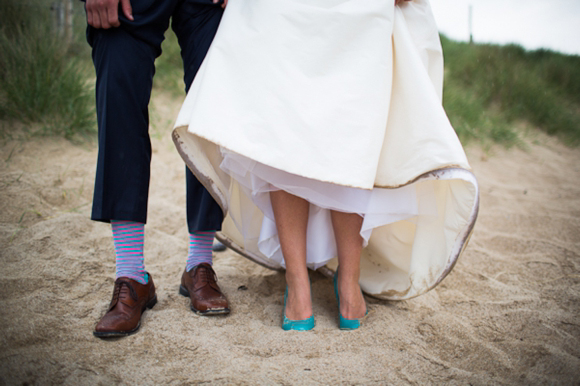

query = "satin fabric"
173;0;479;300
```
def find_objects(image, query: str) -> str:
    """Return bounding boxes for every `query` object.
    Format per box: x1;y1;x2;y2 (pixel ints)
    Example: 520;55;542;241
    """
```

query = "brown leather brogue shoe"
93;274;157;338
179;263;230;315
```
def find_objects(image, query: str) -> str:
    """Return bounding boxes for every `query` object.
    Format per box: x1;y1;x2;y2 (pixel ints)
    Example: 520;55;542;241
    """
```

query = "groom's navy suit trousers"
86;0;223;232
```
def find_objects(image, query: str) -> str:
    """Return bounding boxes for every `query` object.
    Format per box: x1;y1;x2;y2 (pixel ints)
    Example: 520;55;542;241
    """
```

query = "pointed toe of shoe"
282;315;316;331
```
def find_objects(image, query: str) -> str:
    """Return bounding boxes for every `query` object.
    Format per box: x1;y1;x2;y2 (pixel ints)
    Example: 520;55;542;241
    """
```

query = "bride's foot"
284;271;313;321
337;273;367;320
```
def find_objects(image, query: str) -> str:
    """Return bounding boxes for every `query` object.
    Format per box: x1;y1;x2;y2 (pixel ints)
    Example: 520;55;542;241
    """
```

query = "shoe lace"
111;280;138;307
196;265;218;285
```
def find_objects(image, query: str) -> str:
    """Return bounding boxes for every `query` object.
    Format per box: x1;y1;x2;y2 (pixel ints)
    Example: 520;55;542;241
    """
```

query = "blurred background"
0;0;579;148
431;0;580;56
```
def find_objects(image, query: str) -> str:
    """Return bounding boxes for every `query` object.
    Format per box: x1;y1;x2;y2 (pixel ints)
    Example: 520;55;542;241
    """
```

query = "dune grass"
441;35;580;147
1;2;579;148
0;0;95;140
153;31;187;95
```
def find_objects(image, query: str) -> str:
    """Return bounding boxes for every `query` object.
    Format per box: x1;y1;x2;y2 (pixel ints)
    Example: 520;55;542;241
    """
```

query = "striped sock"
186;231;215;272
112;220;148;285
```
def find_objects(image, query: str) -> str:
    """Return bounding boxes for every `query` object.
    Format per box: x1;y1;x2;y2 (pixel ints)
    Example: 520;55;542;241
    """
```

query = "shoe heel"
334;270;367;330
179;285;190;297
146;294;158;309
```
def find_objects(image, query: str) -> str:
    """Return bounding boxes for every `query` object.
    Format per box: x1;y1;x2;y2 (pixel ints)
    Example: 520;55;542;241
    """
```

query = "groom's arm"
86;0;133;29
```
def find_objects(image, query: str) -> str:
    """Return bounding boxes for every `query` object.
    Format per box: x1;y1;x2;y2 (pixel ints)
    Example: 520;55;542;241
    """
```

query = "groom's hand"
86;0;133;29
213;0;228;9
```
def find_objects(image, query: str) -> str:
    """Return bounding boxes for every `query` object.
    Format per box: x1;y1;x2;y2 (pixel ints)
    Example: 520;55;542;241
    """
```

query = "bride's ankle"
338;283;366;319
285;269;310;288
285;285;312;319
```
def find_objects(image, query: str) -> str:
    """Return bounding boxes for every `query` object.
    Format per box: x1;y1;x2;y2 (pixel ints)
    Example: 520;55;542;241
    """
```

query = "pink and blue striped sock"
112;220;148;285
186;231;215;272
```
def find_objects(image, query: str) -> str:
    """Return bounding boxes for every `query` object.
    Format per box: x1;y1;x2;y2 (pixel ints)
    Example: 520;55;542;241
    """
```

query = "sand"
0;95;579;384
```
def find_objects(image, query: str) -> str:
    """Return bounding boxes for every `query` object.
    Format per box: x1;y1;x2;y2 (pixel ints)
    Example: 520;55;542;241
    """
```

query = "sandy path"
0;96;579;384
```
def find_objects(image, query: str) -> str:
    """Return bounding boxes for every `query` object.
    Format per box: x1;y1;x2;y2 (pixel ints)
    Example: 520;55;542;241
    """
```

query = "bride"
173;0;479;330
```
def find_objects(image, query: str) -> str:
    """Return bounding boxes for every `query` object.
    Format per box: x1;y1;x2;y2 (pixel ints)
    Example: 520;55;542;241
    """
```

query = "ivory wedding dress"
173;0;479;300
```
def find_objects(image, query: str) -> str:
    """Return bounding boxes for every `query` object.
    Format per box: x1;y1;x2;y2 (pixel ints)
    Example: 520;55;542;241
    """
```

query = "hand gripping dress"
172;0;480;300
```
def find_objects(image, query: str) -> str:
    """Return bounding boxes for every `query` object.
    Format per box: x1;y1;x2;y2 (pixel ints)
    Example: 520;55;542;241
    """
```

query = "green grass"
0;0;95;140
441;35;580;147
1;2;579;148
0;0;184;140
153;31;186;95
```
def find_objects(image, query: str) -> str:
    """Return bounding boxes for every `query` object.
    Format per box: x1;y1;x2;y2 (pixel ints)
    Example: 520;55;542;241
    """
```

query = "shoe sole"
179;285;230;316
93;295;158;339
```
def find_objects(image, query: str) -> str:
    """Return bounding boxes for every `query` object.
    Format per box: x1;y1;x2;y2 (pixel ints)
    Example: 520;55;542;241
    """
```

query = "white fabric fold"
220;148;436;270
172;0;480;300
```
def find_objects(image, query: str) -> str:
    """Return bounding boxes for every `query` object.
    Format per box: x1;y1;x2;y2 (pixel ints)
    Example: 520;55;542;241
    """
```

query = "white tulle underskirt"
220;148;437;270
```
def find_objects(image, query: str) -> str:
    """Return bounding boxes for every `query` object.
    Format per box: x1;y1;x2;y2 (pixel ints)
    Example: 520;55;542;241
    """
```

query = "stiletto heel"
334;270;367;330
282;287;315;331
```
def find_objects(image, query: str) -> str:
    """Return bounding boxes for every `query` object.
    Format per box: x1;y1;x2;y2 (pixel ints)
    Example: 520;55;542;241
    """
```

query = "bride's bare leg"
270;190;312;320
331;210;367;319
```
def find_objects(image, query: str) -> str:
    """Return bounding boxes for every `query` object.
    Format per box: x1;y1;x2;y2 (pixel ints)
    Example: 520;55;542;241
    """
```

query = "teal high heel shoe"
282;287;315;331
334;270;368;330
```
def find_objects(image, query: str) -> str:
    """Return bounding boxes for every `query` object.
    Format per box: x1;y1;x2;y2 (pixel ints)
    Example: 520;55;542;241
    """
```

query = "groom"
84;0;229;338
